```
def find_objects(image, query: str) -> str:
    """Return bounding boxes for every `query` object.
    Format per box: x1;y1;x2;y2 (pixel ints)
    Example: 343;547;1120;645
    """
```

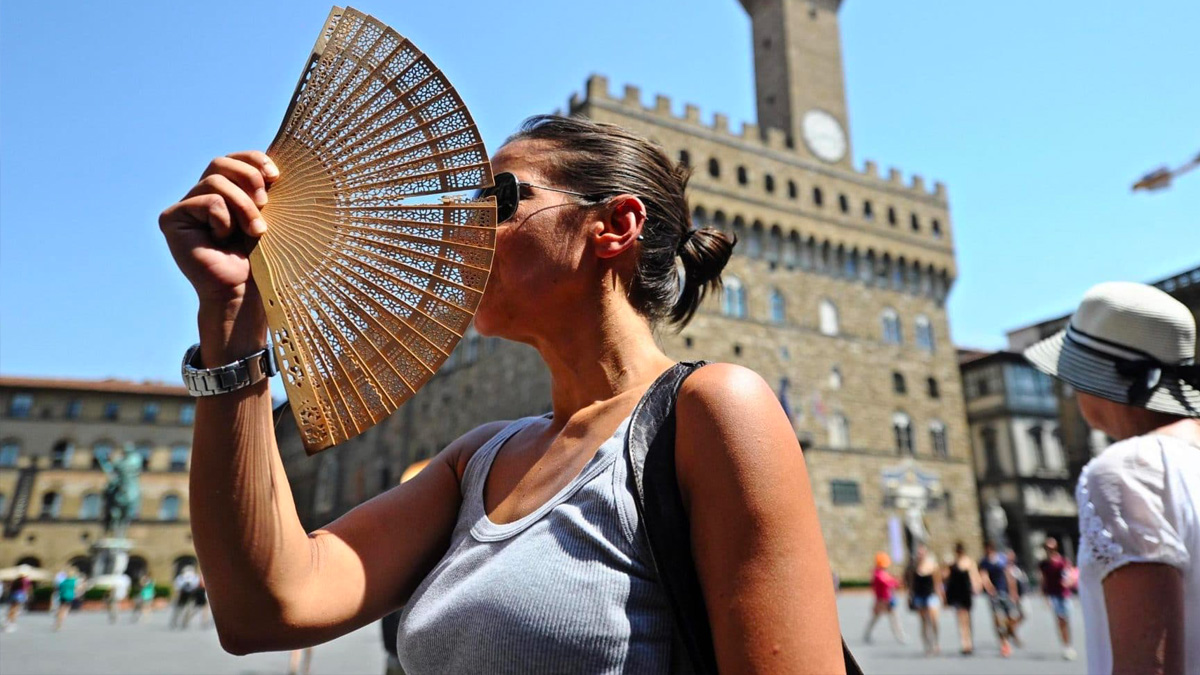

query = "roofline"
0;375;190;398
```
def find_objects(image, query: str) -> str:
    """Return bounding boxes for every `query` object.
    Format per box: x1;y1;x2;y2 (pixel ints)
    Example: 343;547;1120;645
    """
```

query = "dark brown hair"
506;114;735;327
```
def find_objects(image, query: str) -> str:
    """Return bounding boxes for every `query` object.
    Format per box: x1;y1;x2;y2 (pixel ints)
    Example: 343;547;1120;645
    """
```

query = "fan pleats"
251;6;495;452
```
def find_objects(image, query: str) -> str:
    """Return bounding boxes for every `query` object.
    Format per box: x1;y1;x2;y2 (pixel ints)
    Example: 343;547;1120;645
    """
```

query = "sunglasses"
476;172;607;224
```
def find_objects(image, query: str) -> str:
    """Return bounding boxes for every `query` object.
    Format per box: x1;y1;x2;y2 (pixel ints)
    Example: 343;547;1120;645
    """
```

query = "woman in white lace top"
1025;282;1200;675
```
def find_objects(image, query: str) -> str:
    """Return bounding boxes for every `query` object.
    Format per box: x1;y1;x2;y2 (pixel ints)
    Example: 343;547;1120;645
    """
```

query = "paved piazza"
1;592;1086;674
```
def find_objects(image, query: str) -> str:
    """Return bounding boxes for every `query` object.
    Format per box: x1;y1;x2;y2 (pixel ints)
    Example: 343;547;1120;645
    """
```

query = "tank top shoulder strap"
460;416;545;499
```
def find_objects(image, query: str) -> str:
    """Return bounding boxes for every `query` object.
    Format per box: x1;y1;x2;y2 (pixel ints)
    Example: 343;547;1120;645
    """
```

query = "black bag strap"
626;361;863;675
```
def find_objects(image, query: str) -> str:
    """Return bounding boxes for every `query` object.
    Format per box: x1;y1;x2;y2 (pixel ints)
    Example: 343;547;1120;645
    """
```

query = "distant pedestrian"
944;542;982;655
906;545;942;656
54;568;79;631
1025;281;1200;673
170;566;199;629
1005;548;1029;636
1037;538;1076;660
3;574;31;632
192;572;210;629
863;552;905;645
288;647;314;675
133;575;155;623
979;541;1019;657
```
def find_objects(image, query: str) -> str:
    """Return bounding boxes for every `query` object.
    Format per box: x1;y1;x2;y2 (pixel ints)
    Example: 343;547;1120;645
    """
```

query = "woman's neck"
531;294;675;428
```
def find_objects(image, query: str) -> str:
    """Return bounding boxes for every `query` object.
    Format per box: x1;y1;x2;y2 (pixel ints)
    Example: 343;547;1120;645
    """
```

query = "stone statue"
984;496;1009;547
97;442;141;538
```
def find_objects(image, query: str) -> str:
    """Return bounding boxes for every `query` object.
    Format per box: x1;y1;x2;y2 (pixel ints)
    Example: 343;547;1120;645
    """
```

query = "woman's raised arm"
159;152;493;653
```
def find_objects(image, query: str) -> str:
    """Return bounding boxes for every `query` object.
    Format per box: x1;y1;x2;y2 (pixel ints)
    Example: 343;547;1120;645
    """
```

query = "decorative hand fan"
252;6;495;453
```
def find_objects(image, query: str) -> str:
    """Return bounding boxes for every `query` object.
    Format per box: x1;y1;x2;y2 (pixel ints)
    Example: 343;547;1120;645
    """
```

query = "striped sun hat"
1024;282;1200;418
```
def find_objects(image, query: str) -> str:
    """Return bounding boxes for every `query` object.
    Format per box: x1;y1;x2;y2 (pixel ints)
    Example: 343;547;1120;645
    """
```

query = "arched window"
692;206;707;230
881;309;902;344
783;231;800;268
0;440;20;468
932;219;943;238
915;315;935;352
818;241;832;274
933;270;949;303
845;249;859;280
819;299;839;336
765;226;783;265
678;149;691;167
799;237;815;270
179;403;195;425
768;288;786;324
787;180;798;200
40;491;62;519
907;262;922;294
722;277;747;318
712;210;727;235
708;158;720;179
858;250;874;283
812;186;824;207
863;200;874;220
930;421;948;458
169;444;189;472
892;372;907;394
737;166;748;186
887;206;897;226
8;394;33;418
834;245;846;278
910;213;920;232
314;455;339;514
79;493;102;520
142;402;160;423
828;413;850;450
892;257;905;290
158;494;181;521
892;412;914;455
829;366;843;390
877;254;890;287
732;217;747;256
838;194;849;213
764;174;775;194
746;221;764;259
927;377;940;399
0;493;7;519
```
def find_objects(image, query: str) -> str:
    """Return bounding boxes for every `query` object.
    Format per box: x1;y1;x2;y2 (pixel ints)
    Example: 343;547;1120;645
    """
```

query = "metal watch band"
181;343;278;397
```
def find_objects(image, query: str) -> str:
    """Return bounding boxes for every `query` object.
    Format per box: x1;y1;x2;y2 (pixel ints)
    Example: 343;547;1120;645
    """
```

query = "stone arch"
879;253;892;287
765;224;783;263
893;256;907;290
746;220;765;259
818;240;832;274
800;236;816;270
16;555;41;567
712;209;727;235
783;230;801;268
172;555;198;576
67;554;93;577
834;244;847;278
864;249;878;285
691;205;707;229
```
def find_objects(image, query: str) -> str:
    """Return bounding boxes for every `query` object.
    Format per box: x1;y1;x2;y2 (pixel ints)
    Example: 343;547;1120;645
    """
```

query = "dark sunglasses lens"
495;174;519;223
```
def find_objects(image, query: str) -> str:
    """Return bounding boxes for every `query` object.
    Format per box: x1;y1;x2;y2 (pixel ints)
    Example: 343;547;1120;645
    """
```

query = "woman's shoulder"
445;418;527;483
677;362;775;415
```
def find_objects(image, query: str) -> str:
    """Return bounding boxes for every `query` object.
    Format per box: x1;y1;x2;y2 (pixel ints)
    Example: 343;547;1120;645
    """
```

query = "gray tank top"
396;414;675;674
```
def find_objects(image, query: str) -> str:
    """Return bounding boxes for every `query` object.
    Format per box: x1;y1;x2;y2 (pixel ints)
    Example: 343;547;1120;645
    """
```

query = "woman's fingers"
225;150;280;183
202;157;271;208
184;173;265;237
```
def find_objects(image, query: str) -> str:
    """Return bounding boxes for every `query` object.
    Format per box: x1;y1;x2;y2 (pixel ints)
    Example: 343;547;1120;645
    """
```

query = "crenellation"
622;83;642;107
764;127;788;150
576;75;947;200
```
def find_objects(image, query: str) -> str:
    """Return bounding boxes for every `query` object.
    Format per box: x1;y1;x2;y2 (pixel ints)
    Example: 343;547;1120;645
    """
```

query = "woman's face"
471;139;600;342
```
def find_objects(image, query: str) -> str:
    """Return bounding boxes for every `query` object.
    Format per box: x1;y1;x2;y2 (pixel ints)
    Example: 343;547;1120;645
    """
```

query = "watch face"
801;110;847;163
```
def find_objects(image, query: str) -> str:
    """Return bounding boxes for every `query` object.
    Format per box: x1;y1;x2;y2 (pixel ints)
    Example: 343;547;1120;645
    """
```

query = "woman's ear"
592;195;646;260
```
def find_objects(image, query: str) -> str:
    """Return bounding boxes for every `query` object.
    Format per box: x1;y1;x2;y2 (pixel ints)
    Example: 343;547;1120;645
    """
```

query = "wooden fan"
252;6;495;453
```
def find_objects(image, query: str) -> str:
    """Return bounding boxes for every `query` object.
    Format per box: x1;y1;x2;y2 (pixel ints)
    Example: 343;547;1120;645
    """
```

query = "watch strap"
181;343;278;397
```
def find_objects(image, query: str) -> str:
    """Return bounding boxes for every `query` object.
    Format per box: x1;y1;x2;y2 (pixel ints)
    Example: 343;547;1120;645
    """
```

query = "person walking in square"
863;552;905;645
906;545;943;656
54;567;79;631
944;542;982;655
1025;281;1200;674
979;541;1019;657
1037;537;1076;660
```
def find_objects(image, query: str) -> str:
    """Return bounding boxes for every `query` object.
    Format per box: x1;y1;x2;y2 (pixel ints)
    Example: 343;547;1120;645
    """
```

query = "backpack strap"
626;361;863;675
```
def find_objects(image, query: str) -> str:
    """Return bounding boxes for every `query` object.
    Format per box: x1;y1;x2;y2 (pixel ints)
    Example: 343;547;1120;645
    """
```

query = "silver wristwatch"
181;343;278;397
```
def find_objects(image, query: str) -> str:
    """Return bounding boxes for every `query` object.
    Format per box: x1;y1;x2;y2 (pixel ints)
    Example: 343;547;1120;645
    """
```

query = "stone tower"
739;0;853;168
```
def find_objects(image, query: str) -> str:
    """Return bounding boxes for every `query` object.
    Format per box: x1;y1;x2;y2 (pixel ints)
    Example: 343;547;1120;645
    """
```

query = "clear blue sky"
2;0;1197;383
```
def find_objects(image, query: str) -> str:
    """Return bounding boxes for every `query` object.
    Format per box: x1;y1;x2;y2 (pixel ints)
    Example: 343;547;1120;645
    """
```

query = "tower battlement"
570;74;947;201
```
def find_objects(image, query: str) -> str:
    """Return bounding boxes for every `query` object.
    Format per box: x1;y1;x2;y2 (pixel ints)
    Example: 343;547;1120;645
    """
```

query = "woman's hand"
159;151;279;363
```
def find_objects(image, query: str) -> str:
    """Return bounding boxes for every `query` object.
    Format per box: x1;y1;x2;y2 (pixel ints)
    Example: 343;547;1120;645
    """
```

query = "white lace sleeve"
1076;438;1190;579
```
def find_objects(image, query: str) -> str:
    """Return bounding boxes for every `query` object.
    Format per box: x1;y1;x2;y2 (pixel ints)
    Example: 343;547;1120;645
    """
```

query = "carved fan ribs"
250;6;495;452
